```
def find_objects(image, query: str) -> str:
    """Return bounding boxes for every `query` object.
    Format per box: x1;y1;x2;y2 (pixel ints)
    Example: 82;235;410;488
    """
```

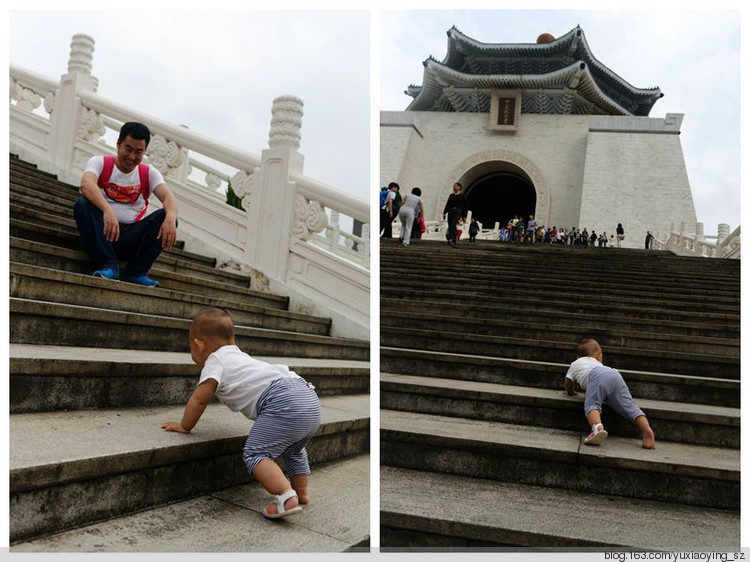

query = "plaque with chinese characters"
490;90;522;132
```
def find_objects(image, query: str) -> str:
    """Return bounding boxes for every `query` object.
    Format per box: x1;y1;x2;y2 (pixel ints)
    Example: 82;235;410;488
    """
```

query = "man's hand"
158;216;178;249
103;207;120;242
161;421;190;433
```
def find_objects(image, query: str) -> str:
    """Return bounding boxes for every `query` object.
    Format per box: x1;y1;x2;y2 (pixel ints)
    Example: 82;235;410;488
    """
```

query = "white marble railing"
10;34;369;338
394;213;740;260
653;222;740;259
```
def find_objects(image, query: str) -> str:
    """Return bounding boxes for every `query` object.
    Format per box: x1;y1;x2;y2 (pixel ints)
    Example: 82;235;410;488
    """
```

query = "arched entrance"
442;150;549;228
466;170;536;229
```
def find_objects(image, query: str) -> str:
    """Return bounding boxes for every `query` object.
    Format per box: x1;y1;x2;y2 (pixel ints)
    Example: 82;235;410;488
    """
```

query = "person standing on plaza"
526;215;537;243
442;181;469;246
616;223;625;247
468;218;480;242
645;231;654;249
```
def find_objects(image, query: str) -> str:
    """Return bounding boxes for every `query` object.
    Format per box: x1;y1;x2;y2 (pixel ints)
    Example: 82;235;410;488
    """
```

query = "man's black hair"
118;122;151;146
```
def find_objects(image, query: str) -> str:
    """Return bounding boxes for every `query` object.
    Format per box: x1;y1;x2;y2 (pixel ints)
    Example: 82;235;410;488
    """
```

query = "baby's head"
189;307;236;366
577;337;603;362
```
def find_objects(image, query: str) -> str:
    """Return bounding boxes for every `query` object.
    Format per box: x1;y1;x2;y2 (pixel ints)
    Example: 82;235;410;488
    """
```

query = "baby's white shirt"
199;345;300;419
565;356;603;391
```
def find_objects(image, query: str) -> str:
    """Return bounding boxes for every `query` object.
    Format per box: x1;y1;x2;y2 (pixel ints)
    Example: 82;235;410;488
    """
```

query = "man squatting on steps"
162;307;322;519
564;337;656;449
73;122;178;287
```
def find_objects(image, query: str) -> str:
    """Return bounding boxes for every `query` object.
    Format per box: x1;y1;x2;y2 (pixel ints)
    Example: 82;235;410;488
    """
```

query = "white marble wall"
381;110;697;248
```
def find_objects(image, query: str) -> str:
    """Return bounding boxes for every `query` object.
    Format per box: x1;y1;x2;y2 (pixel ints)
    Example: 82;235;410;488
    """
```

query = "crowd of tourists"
381;183;640;249
498;215;619;247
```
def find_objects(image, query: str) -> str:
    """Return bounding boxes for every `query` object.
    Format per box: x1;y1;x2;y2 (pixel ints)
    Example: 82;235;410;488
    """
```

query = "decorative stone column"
696;222;704;242
718;223;730;244
47;34;99;169
244;95;305;281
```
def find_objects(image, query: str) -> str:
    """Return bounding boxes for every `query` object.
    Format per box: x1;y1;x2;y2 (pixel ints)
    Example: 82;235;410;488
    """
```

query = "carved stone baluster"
359;224;370;267
329;210;340;253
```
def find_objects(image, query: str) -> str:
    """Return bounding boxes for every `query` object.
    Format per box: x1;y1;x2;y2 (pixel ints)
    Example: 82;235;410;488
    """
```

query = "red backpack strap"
138;163;150;200
97;155;116;188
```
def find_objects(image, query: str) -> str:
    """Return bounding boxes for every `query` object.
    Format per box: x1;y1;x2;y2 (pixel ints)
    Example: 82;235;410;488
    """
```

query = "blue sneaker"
122;274;160;287
93;268;119;280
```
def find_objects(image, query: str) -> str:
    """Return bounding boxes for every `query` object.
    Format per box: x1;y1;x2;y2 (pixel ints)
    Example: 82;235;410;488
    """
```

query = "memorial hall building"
380;26;698;246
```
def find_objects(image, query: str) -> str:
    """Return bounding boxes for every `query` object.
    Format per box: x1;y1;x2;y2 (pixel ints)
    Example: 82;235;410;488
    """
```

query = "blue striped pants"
584;365;645;421
243;377;321;478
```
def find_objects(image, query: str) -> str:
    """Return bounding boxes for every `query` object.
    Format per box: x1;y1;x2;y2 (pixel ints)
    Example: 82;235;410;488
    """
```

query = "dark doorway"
466;172;536;229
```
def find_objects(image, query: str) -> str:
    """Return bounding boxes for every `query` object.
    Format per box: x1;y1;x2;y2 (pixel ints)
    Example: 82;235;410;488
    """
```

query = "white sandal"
262;489;303;519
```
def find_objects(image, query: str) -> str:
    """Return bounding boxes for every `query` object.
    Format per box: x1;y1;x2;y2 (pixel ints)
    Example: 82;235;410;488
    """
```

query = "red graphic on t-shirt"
103;182;142;205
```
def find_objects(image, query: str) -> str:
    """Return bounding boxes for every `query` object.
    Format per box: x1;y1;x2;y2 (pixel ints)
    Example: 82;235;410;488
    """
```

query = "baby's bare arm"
564;377;578;396
162;378;219;433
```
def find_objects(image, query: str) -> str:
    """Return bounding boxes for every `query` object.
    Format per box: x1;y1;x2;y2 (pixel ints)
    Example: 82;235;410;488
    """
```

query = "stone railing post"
718;223;730;244
360;224;370;267
328;211;341;253
717;223;730;257
47;34;99;169
244;95;305;281
696;222;705;242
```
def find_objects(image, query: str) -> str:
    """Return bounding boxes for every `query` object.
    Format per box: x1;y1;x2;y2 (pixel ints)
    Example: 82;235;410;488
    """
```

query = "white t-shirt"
565;356;603;391
198;344;301;419
382;190;396;211
85;156;165;223
400;193;421;214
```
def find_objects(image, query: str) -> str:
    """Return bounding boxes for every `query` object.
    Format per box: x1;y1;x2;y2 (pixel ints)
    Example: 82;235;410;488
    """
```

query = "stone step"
379;348;740;407
380;373;739;448
10;396;369;543
9;222;253;288
380;328;739;379
380;240;740;284
380;313;738;357
380;466;739;549
9;208;214;268
10;156;81;193
10;344;370;412
381;270;740;308
381;285;739;319
10;238;289;309
380;297;740;337
380;410;739;511
11;454;370;552
10;263;331;338
10;181;77;213
382;240;741;272
10;298;370;361
381;258;741;295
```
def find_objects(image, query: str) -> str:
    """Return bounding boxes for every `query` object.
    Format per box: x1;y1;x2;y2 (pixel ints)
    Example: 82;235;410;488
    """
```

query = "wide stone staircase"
379;239;740;550
9;154;370;552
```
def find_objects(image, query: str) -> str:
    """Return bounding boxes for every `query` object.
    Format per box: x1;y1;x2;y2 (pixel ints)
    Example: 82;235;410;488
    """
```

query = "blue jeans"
73;195;170;277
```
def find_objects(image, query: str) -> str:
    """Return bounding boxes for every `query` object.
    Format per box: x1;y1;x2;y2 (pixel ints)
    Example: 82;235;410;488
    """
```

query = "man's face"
115;135;147;173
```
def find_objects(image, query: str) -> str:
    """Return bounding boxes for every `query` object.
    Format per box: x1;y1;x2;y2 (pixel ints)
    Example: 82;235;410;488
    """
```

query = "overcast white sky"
9;9;371;202
380;9;742;233
7;7;745;231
